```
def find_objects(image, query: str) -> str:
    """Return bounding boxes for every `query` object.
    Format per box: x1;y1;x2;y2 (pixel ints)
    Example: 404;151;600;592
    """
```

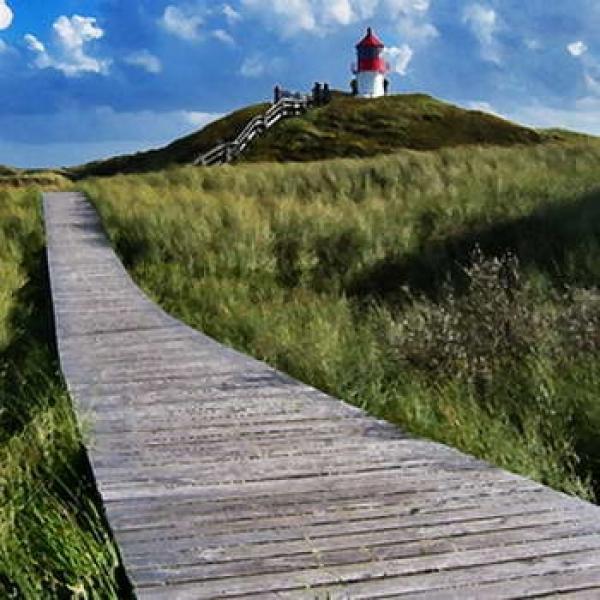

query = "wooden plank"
137;546;600;598
127;525;600;587
44;192;600;598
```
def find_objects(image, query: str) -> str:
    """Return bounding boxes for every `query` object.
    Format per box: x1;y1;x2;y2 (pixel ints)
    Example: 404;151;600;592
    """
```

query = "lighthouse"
352;27;389;98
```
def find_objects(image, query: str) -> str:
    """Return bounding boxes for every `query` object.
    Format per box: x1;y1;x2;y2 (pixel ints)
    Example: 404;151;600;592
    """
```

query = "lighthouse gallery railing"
193;97;309;167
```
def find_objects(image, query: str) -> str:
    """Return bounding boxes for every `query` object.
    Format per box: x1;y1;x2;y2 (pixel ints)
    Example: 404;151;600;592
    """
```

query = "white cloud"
212;29;235;45
223;4;242;25
463;3;501;64
584;73;600;95
466;100;501;117
161;5;203;41
125;50;162;74
24;15;110;77
24;34;45;54
239;54;266;77
507;98;600;136
399;19;438;41
525;39;541;51
385;0;429;11
352;0;379;19
384;44;413;75
0;1;13;31
239;53;284;78
54;14;103;49
323;0;355;26
240;0;435;39
184;111;222;128
567;41;588;58
241;0;316;36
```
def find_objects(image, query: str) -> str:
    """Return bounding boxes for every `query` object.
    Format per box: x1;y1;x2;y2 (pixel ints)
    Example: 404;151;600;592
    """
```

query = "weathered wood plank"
44;192;600;598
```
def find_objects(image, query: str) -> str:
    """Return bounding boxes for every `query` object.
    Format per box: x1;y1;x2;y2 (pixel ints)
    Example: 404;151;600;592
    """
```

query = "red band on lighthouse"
352;27;389;98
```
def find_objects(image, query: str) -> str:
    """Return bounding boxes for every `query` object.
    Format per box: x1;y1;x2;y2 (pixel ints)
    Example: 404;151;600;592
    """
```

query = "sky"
1;0;600;168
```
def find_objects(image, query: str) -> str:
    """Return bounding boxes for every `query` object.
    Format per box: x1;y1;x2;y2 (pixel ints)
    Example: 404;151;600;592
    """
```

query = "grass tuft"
0;187;123;598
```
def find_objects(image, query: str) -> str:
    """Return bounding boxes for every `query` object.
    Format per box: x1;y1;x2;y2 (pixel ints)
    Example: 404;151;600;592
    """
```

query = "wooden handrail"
193;97;310;167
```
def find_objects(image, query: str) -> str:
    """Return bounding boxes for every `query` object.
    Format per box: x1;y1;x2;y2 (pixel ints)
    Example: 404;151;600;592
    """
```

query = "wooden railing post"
194;96;309;167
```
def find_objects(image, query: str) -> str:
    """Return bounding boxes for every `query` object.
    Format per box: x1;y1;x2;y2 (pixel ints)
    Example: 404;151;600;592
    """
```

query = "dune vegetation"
0;187;122;598
69;93;559;180
68;103;269;180
80;138;600;502
0;170;71;189
2;99;600;596
241;93;547;162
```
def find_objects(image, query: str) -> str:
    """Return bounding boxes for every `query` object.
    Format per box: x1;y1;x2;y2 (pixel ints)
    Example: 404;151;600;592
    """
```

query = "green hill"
68;103;269;179
241;93;546;162
70;93;566;179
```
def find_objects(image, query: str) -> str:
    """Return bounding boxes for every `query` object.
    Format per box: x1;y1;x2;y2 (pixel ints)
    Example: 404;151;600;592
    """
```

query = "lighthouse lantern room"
353;27;389;98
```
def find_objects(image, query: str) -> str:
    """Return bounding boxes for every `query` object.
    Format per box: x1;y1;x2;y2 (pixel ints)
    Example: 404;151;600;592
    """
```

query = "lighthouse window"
360;47;380;60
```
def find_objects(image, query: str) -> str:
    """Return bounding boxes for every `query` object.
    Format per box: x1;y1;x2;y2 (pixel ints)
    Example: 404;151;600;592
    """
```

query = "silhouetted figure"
383;78;390;96
274;85;281;103
323;82;331;104
312;82;322;105
350;78;358;96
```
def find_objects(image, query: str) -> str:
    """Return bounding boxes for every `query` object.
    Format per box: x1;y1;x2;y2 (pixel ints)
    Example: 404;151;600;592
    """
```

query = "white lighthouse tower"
352;27;389;98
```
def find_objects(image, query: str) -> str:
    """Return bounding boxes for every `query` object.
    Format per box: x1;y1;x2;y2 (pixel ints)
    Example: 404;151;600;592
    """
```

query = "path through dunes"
44;191;600;598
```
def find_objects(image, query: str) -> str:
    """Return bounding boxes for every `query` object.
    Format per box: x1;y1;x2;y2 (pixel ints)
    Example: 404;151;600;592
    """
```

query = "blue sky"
1;0;600;167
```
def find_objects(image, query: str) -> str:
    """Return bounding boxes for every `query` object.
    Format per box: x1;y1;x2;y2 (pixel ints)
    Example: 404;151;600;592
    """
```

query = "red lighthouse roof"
356;27;384;49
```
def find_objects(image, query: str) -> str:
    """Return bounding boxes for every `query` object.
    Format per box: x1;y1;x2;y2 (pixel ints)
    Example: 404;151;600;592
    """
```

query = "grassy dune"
242;93;546;162
0;187;122;597
82;139;600;501
0;170;71;189
69;94;556;180
69;103;269;180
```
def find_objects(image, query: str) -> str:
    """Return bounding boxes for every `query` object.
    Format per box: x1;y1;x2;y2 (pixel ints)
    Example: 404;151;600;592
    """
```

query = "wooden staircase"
193;97;309;167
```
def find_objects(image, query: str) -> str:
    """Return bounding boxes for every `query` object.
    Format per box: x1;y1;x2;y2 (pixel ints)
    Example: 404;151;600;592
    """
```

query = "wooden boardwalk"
44;191;600;599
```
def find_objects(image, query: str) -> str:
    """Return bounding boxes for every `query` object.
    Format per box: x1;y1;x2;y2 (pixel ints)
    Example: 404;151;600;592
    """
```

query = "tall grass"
82;140;600;500
0;188;122;598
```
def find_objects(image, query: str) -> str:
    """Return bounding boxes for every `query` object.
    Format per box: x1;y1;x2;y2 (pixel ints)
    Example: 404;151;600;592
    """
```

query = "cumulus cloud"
239;54;266;77
161;5;204;41
239;53;284;78
584;73;600;95
24;34;45;54
466;100;502;117
567;41;588;57
463;3;501;64
399;20;438;41
185;111;222;127
240;0;435;40
323;0;355;26
0;0;12;30
212;29;235;45
507;98;600;136
223;3;242;24
384;44;413;75
385;0;429;10
25;15;110;77
125;50;162;74
241;0;316;36
525;39;541;51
